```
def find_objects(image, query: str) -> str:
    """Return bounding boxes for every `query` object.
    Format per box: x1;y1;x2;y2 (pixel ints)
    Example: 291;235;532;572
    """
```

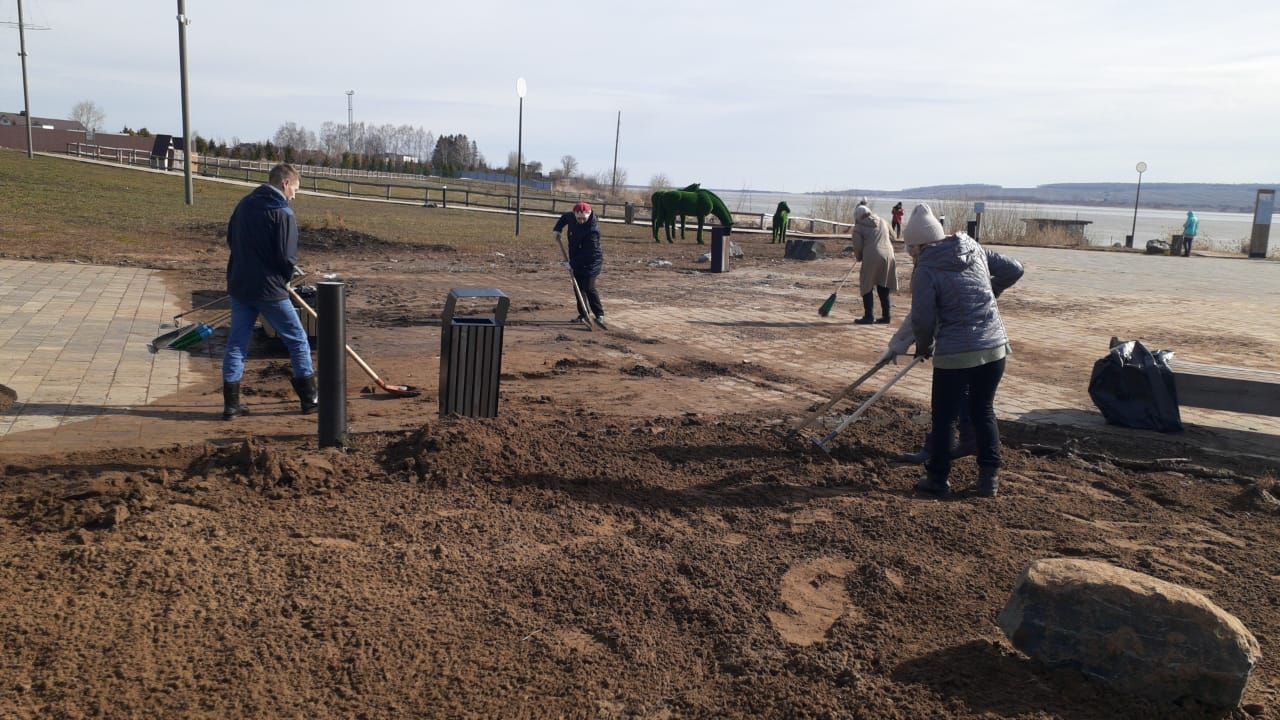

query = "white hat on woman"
903;203;946;247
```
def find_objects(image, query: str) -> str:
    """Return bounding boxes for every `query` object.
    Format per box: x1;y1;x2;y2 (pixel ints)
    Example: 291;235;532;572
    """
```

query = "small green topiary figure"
771;201;791;244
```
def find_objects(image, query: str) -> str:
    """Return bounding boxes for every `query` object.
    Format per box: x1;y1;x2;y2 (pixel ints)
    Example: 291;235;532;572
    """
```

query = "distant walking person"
891;202;904;239
849;205;898;324
554;201;607;328
221;163;317;420
1181;210;1199;257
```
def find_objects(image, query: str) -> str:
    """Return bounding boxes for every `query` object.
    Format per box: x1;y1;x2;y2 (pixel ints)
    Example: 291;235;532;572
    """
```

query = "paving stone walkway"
0;259;211;445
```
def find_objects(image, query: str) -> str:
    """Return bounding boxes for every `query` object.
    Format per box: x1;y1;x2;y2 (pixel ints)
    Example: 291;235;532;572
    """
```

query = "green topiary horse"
771;201;791;244
652;186;732;244
651;183;700;242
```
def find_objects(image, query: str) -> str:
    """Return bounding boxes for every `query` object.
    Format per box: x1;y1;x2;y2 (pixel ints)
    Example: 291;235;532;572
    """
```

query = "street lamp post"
515;77;526;236
1128;161;1147;248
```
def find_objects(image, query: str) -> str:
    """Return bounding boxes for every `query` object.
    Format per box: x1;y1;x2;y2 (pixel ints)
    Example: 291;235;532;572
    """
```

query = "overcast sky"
4;0;1277;193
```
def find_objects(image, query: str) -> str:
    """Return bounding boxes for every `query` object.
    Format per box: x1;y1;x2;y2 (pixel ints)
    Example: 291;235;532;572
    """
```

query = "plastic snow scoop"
553;234;595;331
787;354;894;440
818;262;858;317
148;309;233;353
811;355;927;455
148;275;307;353
286;286;421;398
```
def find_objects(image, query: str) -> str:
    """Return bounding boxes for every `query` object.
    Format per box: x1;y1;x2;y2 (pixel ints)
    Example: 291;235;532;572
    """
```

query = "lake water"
714;190;1276;254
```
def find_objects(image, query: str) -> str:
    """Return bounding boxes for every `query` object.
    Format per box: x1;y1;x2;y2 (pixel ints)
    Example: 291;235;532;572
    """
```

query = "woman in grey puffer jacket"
903;204;1024;498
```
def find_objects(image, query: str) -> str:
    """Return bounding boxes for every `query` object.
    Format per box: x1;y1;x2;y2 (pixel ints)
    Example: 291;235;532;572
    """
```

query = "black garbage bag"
1088;340;1183;432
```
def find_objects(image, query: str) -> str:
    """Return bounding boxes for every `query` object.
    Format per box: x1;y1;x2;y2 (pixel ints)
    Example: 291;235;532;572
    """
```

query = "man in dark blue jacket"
553;201;606;328
221;163;318;419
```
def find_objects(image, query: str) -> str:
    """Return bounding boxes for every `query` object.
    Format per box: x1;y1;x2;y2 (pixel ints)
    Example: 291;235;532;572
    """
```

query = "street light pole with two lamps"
515;77;527;236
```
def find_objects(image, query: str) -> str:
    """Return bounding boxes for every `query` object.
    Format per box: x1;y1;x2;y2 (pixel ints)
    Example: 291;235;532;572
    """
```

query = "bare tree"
318;121;347;156
273;122;316;151
560;154;579;178
69;100;106;132
649;173;671;190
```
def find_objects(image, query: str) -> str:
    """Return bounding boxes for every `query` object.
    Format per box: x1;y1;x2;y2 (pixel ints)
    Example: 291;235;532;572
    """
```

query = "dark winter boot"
898;433;933;464
875;286;892;323
854;292;876;324
952;418;977;459
222;381;250;420
978;467;1000;498
290;374;319;414
914;472;951;497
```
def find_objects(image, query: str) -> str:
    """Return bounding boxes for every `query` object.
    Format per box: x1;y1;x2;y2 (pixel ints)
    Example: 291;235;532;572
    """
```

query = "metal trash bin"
439;288;509;417
710;227;730;273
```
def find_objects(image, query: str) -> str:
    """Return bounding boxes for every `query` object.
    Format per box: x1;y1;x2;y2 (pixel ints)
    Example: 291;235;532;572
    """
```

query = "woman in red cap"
553;201;606;327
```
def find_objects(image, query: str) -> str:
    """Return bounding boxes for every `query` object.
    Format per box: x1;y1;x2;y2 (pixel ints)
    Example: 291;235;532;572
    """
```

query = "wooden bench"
1172;361;1280;417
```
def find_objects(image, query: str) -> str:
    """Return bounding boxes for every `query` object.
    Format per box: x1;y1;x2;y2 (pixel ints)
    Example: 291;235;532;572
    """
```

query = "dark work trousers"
573;272;604;318
924;357;1006;481
1182;237;1193;257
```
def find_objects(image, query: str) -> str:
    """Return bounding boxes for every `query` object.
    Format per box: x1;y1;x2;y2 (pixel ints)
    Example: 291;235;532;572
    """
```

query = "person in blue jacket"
221;163;318;419
903;203;1025;498
553;201;607;328
1181;210;1199;257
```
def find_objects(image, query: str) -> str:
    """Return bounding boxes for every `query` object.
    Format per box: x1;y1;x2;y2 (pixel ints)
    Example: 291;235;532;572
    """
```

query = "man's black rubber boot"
978;467;1000;498
915;472;951;497
291;374;319;415
876;286;891;323
222;381;250;420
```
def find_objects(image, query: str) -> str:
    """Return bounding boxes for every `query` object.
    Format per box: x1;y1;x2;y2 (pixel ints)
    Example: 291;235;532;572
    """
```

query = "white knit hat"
854;205;871;220
903;203;946;247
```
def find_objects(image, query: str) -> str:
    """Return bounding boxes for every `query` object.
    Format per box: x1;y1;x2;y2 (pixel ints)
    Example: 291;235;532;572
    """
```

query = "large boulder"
998;558;1260;708
1145;238;1171;255
784;239;825;261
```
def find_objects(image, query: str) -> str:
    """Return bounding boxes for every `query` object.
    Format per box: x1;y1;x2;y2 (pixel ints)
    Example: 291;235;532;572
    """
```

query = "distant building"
1022;218;1092;240
0;110;87;132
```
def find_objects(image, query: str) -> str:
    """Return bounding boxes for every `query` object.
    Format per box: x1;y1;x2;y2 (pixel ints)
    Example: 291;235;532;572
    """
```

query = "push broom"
818;263;858;317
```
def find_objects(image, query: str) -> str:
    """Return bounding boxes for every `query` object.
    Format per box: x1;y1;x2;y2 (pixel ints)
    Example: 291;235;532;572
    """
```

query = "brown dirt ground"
2;217;1279;719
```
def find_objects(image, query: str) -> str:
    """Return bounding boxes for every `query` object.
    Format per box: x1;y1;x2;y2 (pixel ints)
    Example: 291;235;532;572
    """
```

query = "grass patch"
0;150;657;263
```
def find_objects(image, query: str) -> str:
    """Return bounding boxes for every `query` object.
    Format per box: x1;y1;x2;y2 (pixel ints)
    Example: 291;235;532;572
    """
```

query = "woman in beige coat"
848;205;899;324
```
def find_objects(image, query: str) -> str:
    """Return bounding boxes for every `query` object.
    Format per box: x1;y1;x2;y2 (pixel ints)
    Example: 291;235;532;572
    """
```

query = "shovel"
286;286;421;398
553;234;595;331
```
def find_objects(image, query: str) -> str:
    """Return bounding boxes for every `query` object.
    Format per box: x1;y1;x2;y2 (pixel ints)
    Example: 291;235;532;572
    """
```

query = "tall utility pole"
346;90;354;152
176;0;193;204
15;0;34;157
610;110;621;198
4;1;50;158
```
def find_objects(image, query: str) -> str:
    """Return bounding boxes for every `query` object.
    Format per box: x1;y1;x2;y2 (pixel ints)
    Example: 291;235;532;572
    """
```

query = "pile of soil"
1;399;1276;718
0;384;15;413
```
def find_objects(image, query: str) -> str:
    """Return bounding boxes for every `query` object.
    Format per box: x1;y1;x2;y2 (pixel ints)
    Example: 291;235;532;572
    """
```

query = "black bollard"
318;281;347;448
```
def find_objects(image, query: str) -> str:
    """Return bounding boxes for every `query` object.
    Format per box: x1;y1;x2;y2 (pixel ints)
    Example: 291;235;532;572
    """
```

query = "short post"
1249;189;1274;258
972;201;985;242
710;227;730;273
318;281;347;448
442;186;448;208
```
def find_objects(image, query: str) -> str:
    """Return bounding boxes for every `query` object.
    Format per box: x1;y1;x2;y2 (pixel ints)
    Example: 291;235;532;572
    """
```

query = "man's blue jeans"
222;297;313;383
